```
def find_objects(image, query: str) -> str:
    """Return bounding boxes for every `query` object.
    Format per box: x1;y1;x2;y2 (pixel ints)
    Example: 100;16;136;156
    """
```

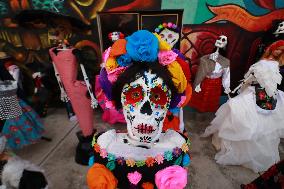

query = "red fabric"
49;48;94;136
189;77;222;112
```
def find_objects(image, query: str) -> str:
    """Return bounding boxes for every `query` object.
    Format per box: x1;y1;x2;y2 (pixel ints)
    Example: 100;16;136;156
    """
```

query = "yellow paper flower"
181;143;189;153
126;159;136;167
167;61;187;93
153;33;171;51
105;57;118;72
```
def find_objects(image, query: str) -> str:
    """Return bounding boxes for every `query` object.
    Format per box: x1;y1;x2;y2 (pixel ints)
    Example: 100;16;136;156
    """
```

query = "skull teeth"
135;123;156;134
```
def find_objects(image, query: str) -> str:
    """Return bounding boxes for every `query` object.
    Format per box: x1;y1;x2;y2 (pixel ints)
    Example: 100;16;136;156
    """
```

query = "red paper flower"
94;144;100;153
258;91;266;100
265;102;272;110
145;157;155;167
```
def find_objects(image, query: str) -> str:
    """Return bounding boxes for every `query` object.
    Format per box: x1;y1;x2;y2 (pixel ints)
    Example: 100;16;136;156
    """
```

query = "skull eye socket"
123;86;144;105
160;34;165;38
150;86;168;106
280;23;284;27
221;38;225;42
168;34;173;38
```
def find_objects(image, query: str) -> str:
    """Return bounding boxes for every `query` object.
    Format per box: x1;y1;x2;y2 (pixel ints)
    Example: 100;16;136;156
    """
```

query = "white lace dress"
203;59;284;172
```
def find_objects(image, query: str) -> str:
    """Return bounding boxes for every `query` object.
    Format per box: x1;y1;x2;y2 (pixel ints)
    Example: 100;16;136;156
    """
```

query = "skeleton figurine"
108;31;124;42
274;21;284;37
155;22;180;48
189;35;230;112
49;40;97;165
209;35;227;62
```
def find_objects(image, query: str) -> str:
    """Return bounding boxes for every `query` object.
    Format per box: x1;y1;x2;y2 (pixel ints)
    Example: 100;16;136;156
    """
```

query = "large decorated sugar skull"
215;35;228;49
121;69;171;145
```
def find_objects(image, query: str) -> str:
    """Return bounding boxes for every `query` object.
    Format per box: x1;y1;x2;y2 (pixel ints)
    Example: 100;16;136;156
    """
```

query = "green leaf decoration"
106;160;116;171
174;155;182;165
136;160;146;167
91;136;97;147
186;139;191;146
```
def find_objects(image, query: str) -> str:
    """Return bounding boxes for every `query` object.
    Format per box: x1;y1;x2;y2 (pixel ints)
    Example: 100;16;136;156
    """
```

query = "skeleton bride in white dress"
203;40;284;173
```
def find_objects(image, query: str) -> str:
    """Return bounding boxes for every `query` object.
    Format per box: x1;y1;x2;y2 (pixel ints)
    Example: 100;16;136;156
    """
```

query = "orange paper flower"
145;157;155;167
142;182;154;189
110;39;127;57
87;163;118;189
94;143;100;153
126;159;136;167
181;143;189;153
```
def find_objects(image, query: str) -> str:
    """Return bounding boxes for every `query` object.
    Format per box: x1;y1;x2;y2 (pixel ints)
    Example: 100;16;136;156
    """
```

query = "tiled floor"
15;107;281;189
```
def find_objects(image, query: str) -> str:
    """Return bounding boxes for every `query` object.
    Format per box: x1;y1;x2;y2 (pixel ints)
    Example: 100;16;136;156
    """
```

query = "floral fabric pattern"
255;84;277;110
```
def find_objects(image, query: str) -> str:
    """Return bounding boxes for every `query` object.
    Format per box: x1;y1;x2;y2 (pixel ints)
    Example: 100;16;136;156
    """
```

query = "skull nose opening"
140;101;152;116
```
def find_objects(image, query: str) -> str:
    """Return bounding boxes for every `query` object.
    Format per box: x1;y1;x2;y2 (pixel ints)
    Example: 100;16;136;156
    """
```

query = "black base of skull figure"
87;30;191;189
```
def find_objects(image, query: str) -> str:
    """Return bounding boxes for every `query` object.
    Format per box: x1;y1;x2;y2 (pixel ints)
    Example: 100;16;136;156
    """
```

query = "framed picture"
97;10;183;54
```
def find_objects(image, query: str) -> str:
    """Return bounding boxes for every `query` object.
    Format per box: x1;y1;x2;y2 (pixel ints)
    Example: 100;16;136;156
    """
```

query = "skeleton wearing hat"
87;30;191;189
189;35;230;112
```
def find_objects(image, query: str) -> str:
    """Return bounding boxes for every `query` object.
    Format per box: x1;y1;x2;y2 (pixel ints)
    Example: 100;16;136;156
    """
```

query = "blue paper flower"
182;154;190;166
117;53;132;67
88;156;95;166
164;151;173;161
126;30;158;62
169;107;180;115
108;153;116;161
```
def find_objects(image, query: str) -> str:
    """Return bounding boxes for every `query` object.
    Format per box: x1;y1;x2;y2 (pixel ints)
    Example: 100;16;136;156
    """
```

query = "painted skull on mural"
159;28;179;48
215;35;228;49
121;70;171;146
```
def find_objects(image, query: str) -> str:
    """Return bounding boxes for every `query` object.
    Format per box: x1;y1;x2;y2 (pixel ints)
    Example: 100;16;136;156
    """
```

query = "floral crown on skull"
100;30;191;113
154;22;180;33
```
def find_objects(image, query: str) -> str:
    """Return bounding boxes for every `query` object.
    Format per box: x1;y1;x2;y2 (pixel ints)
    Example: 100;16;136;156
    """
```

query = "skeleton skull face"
110;32;120;42
215;35;228;49
159;28;179;48
6;65;20;83
274;21;284;36
121;70;171;145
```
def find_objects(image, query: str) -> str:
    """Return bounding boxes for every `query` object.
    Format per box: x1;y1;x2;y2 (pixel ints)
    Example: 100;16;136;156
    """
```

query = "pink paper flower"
100;148;108;158
158;50;178;66
103;47;111;63
177;96;186;108
155;154;164;165
107;66;127;83
155;165;187;189
127;171;142;185
105;100;115;109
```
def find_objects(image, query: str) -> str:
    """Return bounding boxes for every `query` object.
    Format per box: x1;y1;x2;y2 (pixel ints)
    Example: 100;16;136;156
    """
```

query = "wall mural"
0;0;283;113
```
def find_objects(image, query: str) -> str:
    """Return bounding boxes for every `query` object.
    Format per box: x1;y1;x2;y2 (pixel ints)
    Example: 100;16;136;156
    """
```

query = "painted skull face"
215;35;228;49
110;32;120;42
274;21;284;36
121;70;171;145
159;28;179;48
